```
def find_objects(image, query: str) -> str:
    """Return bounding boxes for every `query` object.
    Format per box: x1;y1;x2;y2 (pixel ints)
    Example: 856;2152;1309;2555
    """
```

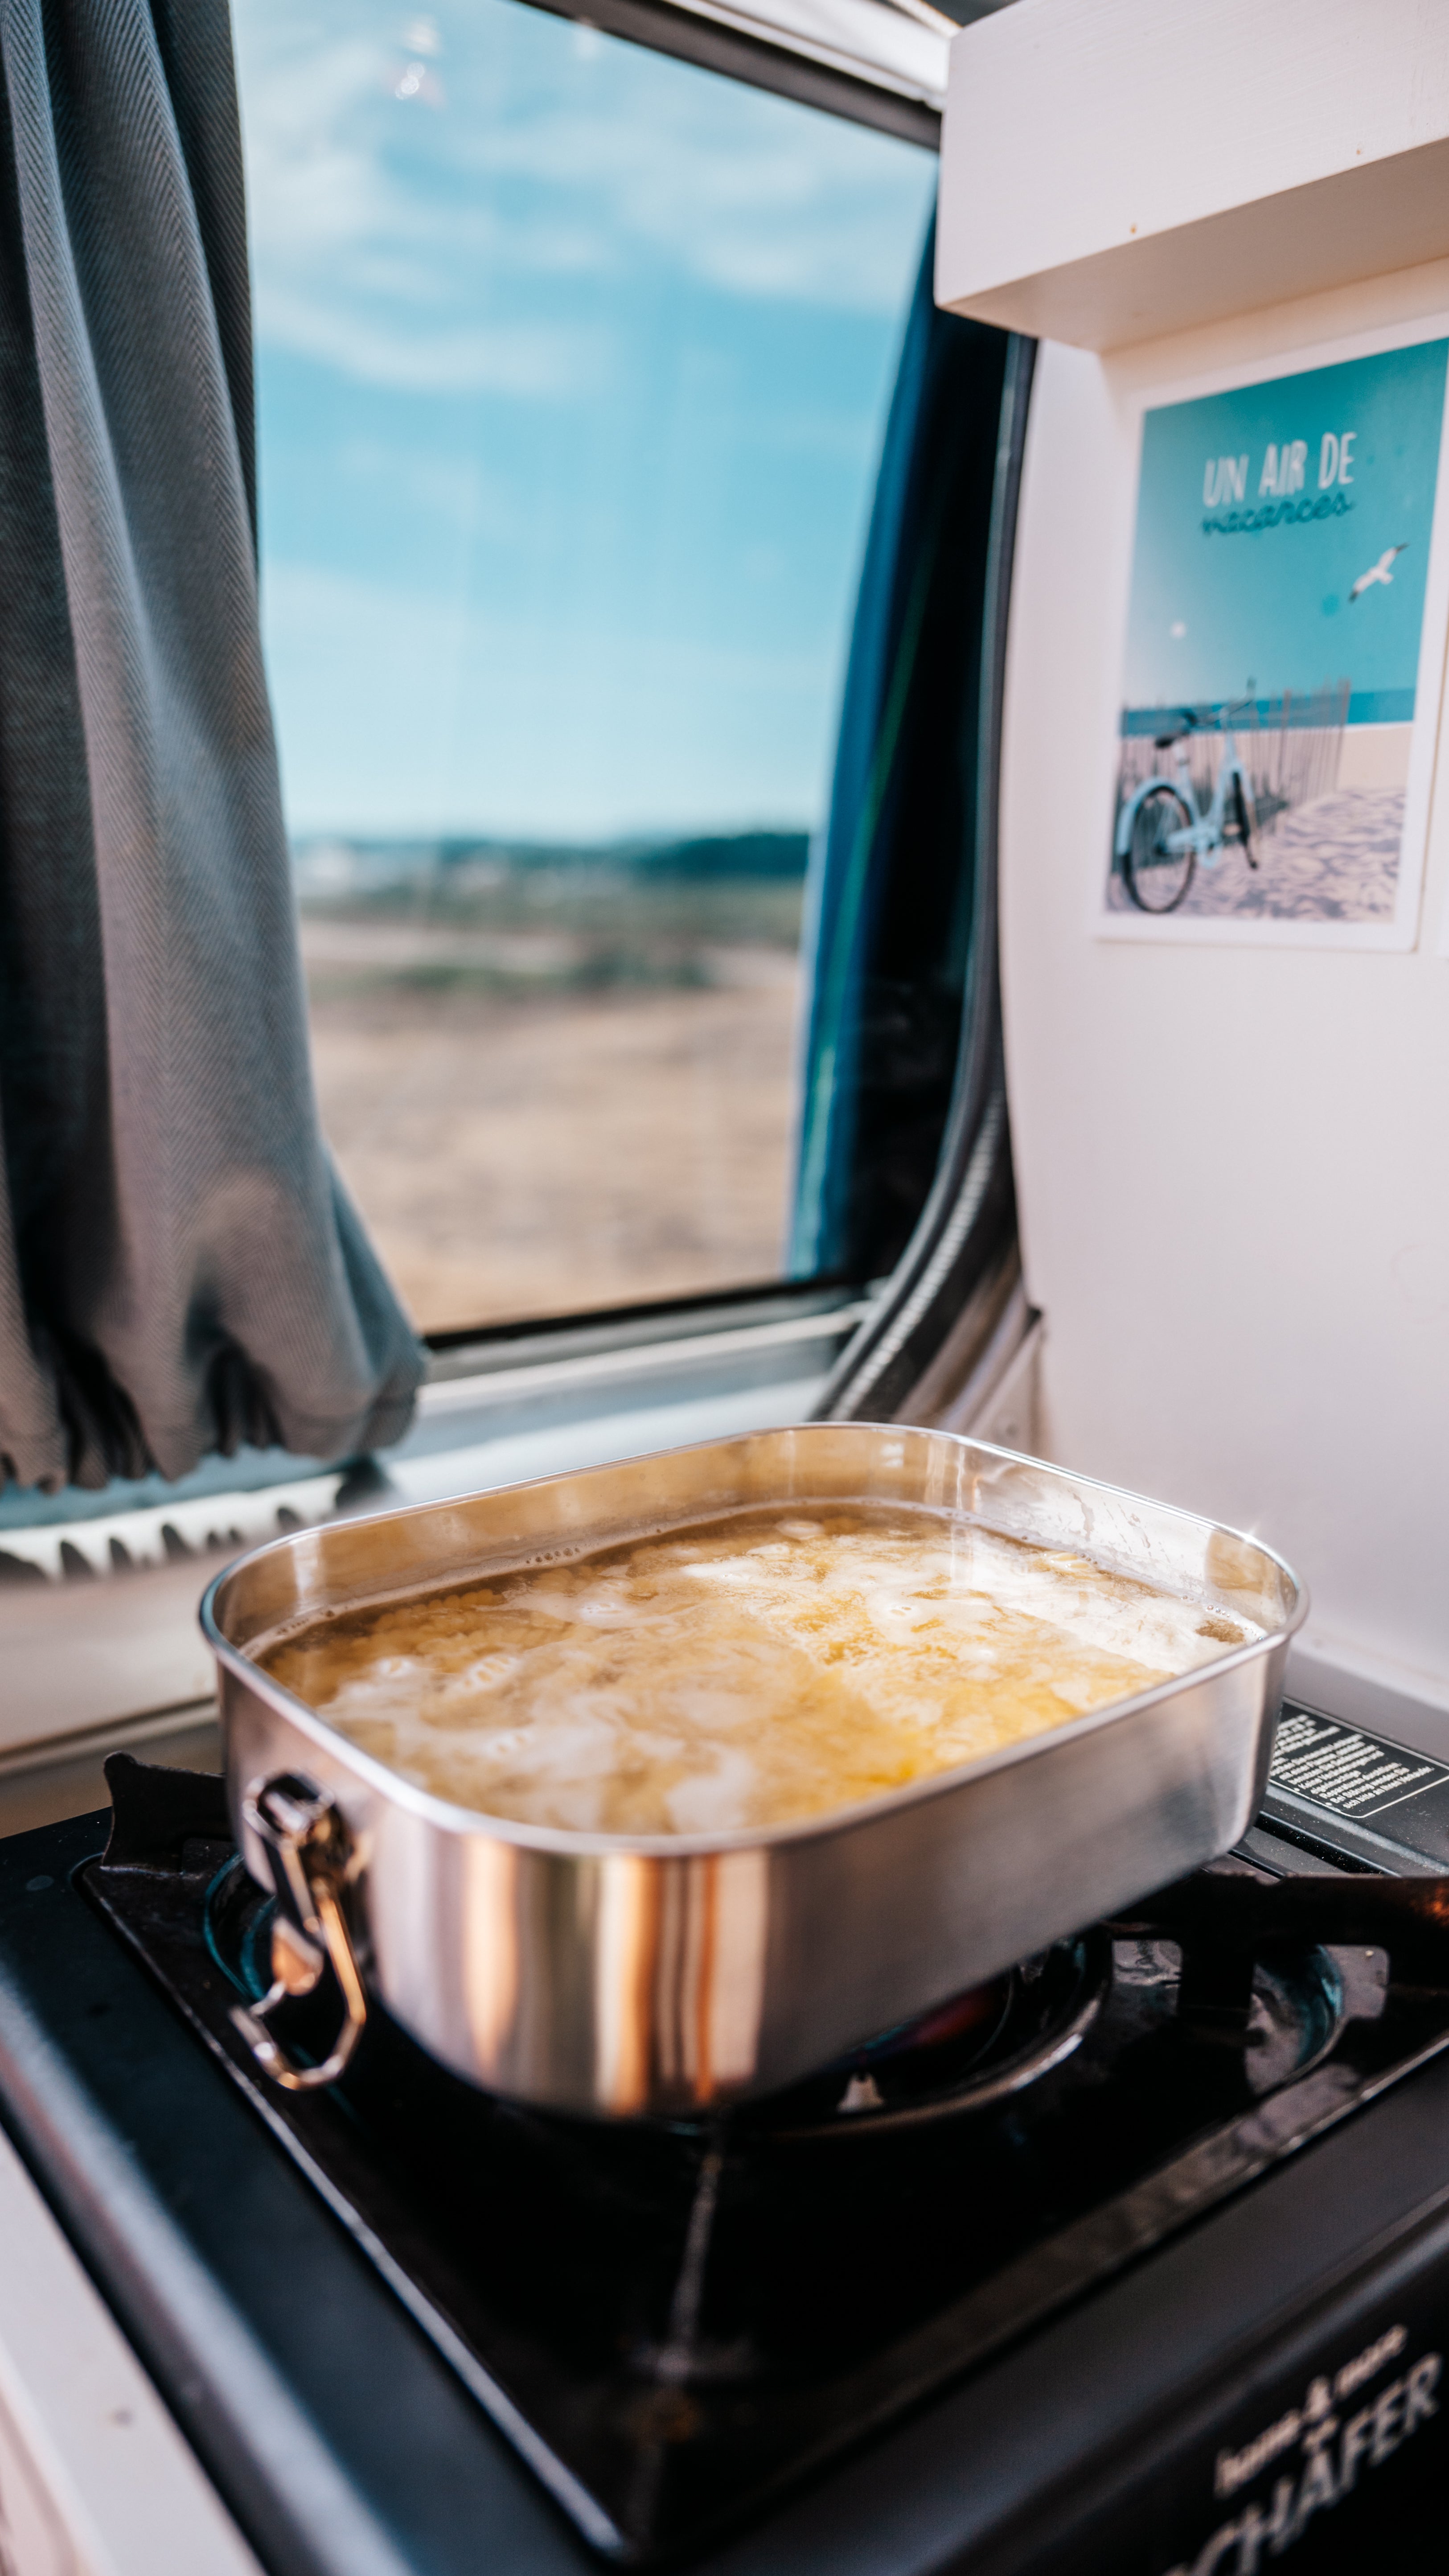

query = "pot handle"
230;1773;368;2091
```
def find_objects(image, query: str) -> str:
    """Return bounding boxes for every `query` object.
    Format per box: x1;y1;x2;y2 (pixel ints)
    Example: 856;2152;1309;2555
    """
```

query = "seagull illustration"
1349;543;1407;601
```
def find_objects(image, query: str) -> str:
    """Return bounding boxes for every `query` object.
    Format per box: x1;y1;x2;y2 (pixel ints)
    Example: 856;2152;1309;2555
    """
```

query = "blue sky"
230;0;935;839
1124;341;1449;720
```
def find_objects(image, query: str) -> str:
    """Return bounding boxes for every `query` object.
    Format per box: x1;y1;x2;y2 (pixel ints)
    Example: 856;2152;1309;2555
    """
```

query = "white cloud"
231;0;933;393
468;86;931;309
253;280;596;394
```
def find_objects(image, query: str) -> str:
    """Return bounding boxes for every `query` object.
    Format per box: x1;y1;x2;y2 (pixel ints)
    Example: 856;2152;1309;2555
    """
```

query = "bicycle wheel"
1123;785;1195;912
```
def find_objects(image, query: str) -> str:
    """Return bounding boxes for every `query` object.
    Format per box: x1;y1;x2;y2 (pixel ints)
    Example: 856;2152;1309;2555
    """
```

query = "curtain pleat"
0;0;424;1493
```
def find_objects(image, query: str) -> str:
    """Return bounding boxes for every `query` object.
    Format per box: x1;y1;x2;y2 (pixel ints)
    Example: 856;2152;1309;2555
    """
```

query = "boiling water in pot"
259;1506;1256;1836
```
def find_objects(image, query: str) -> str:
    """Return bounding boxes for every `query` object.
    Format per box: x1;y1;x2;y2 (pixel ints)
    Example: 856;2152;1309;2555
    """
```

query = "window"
231;0;936;1333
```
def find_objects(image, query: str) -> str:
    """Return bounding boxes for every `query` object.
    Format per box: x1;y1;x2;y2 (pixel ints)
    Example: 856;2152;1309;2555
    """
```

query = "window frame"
521;0;950;147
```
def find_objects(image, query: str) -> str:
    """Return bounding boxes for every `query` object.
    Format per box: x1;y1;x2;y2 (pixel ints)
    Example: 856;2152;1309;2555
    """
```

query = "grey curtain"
0;0;425;1493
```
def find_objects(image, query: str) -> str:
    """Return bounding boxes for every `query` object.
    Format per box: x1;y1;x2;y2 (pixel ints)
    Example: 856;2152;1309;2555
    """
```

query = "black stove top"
5;1702;1449;2576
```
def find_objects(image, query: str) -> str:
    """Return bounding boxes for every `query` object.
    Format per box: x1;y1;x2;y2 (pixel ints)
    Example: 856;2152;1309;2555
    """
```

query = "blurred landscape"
296;832;810;1333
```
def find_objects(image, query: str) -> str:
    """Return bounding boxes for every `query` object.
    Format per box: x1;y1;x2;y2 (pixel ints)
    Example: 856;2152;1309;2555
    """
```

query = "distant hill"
292;829;811;896
629;832;809;880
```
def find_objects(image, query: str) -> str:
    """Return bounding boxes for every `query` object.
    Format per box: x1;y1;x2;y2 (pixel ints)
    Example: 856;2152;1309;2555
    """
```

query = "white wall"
999;258;1449;1719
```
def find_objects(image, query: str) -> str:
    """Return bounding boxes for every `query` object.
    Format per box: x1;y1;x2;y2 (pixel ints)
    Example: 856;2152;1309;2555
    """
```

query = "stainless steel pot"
201;1425;1305;2118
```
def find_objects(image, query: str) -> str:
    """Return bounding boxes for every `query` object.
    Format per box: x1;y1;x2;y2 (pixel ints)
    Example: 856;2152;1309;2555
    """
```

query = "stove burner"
200;1833;1367;2145
732;1932;1113;2139
203;1846;1112;2138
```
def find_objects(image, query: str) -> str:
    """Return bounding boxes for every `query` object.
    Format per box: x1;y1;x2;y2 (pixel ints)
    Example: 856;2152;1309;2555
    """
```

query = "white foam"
263;1507;1258;1835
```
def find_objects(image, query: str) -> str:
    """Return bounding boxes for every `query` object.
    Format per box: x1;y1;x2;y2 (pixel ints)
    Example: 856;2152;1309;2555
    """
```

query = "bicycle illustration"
1114;700;1259;913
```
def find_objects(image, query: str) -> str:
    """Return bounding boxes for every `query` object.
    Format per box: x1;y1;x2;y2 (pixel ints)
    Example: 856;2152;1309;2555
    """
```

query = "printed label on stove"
1268;1709;1449;1821
1160;2329;1441;2575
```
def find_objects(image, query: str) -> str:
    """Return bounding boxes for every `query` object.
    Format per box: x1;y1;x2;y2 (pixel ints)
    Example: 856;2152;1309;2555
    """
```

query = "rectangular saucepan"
201;1424;1305;2118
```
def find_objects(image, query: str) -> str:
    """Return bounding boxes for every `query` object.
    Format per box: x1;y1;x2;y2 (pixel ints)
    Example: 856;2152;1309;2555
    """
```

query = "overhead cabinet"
936;0;1449;350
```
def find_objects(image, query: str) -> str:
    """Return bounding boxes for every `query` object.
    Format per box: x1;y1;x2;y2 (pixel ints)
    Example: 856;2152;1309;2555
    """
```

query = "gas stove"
3;1702;1449;2576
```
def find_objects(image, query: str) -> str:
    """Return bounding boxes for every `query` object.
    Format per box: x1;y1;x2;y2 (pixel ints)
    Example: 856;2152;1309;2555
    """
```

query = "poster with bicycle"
1102;332;1449;948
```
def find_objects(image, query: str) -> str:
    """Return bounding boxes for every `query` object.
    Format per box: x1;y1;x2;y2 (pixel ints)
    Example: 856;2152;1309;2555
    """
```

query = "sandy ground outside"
307;966;804;1332
1106;786;1406;922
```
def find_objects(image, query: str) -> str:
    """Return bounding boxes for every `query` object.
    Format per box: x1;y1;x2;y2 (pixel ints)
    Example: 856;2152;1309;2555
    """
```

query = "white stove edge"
0;2121;260;2576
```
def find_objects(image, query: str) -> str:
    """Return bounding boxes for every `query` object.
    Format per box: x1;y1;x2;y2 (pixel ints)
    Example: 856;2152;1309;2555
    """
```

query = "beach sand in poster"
1107;718;1412;923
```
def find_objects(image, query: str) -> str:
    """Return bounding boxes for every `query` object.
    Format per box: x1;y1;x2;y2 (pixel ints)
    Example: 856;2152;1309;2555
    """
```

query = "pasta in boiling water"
259;1506;1255;1836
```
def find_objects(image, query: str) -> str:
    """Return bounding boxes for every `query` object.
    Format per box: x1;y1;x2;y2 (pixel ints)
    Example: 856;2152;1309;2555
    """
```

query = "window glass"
232;0;935;1332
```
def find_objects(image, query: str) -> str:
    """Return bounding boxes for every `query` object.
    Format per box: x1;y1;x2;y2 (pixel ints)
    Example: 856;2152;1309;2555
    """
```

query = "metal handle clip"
230;1774;367;2091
